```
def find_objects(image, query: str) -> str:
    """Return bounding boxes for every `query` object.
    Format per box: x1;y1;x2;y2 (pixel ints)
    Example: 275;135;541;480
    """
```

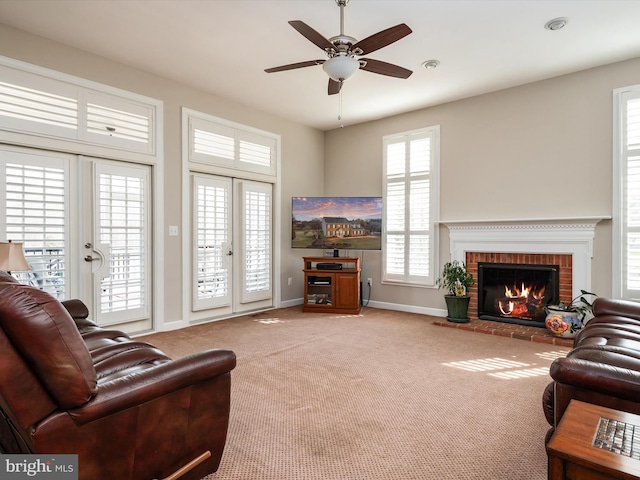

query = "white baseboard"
280;298;304;308
363;300;447;317
279;297;447;318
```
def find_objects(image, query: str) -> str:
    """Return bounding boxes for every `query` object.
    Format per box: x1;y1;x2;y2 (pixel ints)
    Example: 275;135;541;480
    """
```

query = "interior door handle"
84;255;100;262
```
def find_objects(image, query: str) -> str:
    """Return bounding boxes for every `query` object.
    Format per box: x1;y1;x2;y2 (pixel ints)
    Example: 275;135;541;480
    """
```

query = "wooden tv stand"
302;257;361;314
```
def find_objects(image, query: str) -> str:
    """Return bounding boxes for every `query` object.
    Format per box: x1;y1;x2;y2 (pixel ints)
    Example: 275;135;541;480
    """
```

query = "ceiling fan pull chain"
338;88;344;128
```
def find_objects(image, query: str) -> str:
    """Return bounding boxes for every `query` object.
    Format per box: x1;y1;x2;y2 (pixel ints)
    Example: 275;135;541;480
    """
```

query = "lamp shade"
0;241;31;272
322;55;360;82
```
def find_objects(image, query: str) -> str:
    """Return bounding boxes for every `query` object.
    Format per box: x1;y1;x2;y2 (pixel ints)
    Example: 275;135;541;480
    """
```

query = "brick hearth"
432;317;574;348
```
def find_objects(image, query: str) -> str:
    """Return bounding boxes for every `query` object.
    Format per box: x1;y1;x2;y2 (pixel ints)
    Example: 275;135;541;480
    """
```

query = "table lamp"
0;240;32;275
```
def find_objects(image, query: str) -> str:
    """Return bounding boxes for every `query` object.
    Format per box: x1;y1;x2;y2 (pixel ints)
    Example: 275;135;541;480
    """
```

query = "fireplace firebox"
477;262;559;327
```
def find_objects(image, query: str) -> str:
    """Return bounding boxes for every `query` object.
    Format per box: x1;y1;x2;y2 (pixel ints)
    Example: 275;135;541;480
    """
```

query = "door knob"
84;255;99;262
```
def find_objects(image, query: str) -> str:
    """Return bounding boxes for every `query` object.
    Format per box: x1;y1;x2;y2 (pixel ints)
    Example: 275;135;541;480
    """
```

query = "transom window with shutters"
0;60;156;155
382;126;440;286
614;85;640;300
188;114;276;177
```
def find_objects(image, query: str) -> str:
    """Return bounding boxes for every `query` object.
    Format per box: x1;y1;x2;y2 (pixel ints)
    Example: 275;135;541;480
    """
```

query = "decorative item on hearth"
544;290;598;338
436;260;475;323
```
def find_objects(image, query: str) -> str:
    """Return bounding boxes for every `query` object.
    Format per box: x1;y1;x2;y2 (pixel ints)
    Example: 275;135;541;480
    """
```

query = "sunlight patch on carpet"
254;318;285;324
535;350;568;361
442;357;530;372
488;367;550;379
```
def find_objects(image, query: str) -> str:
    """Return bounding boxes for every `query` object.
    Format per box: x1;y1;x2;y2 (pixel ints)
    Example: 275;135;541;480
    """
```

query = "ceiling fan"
265;0;413;95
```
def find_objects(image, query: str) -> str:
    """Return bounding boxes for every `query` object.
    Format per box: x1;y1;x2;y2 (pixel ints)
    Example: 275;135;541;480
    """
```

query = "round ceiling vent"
545;17;568;31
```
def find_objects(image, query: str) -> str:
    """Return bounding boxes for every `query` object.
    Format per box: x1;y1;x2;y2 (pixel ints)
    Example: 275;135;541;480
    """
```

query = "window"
382;126;439;286
614;85;640;300
187;113;277;177
0;58;157;155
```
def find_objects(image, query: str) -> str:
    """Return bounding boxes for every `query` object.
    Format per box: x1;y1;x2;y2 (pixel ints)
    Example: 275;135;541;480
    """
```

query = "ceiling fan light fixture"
323;55;360;81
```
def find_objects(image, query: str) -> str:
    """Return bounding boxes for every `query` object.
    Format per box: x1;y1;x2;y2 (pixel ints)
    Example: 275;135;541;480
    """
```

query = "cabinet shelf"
302;257;361;314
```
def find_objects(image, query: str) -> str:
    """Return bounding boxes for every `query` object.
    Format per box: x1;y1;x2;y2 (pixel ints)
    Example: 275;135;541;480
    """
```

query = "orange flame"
497;282;546;318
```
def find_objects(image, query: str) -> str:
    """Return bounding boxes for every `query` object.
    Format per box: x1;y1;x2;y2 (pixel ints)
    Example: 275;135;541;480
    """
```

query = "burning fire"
497;282;546;318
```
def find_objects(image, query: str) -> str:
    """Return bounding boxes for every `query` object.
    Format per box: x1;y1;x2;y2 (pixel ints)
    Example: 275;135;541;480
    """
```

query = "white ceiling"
1;0;640;131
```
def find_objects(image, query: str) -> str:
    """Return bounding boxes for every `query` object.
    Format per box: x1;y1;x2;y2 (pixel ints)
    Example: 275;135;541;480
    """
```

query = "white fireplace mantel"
441;217;610;299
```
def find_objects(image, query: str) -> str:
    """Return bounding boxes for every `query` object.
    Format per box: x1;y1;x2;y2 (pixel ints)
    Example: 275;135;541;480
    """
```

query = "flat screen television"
291;196;382;251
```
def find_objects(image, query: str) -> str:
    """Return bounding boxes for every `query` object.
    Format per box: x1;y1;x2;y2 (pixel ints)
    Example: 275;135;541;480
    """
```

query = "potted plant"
544;290;598;338
436;260;475;323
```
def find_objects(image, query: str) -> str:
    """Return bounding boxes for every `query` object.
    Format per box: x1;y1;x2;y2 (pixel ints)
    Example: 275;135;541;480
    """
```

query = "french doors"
0;146;152;333
191;174;273;319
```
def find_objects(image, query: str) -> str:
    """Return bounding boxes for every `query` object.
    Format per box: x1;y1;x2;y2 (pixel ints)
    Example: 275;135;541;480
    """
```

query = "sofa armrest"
550;356;640;403
593;298;640;322
68;348;236;425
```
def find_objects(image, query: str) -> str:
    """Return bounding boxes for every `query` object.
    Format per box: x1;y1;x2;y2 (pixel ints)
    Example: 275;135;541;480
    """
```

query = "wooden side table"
547;400;640;479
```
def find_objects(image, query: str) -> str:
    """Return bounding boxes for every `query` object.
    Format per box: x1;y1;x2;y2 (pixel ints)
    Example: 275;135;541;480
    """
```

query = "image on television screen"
291;196;382;250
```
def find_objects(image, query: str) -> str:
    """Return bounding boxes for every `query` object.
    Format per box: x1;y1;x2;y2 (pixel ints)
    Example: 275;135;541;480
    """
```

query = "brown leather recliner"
0;271;236;480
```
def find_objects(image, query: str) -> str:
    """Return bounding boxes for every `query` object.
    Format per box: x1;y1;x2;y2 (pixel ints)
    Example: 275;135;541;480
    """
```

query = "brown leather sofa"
543;297;640;442
0;271;236;480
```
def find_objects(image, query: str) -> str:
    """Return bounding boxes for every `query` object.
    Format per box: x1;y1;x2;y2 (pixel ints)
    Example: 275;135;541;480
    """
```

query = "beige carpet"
139;306;567;480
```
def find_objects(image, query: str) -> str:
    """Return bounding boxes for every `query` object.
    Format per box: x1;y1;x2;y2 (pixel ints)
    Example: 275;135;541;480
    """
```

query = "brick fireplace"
465;252;572;322
443;219;604;322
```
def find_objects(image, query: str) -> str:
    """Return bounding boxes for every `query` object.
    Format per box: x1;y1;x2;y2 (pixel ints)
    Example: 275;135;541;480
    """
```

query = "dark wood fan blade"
265;60;325;73
289;20;336;52
328;79;342;95
360;58;412;79
351;23;412;55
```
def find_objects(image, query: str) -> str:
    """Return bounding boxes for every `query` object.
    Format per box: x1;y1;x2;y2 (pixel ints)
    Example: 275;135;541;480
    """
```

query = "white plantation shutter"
188;115;276;176
240;181;272;303
0;148;70;300
192;175;231;310
238;131;275;171
94;163;150;323
383;127;439;285
385;181;405;275
191;120;236;167
619;89;640;299
84;92;152;151
0;74;78;139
